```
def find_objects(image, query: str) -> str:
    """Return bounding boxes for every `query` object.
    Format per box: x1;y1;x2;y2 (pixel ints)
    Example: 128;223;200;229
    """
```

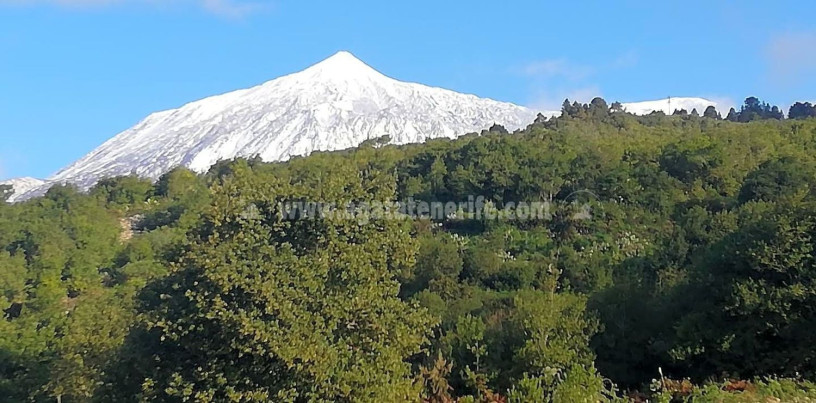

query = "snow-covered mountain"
0;177;47;203
9;52;723;202
21;51;535;198
621;97;717;115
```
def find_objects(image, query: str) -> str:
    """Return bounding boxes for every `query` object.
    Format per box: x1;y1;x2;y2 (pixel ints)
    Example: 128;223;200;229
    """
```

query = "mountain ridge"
7;52;720;202
30;51;535;198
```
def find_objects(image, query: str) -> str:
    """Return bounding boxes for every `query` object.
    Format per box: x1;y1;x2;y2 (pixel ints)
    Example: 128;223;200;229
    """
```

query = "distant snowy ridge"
1;177;47;203
621;97;717;115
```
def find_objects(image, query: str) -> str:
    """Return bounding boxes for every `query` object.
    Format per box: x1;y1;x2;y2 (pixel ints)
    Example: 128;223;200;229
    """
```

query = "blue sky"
1;0;815;180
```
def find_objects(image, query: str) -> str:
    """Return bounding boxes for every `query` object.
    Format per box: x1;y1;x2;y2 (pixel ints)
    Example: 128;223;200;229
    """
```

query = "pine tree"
726;107;739;122
561;99;574;117
703;105;721;119
770;105;784;120
489;123;509;134
588;97;609;118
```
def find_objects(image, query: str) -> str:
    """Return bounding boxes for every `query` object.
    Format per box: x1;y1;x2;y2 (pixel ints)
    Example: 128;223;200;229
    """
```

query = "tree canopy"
3;99;816;401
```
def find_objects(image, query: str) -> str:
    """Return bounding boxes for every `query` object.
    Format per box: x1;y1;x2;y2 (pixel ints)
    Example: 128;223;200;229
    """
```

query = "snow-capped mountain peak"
11;51;724;203
297;51;387;82
18;51;536;200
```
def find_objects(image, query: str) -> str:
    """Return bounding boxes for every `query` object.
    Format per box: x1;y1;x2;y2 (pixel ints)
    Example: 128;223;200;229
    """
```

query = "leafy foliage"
4;101;816;401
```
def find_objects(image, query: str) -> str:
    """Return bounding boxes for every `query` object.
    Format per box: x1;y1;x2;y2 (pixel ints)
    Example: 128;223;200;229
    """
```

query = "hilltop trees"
703;105;721;119
555;96;797;124
588;97;610;118
561;99;584;118
733;96;784;122
560;97;612;120
789;102;816;120
90;175;154;207
554;96;802;124
726;107;739;121
488;123;509;134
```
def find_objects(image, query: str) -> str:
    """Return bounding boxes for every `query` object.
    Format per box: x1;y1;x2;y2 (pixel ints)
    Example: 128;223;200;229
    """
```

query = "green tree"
91;175;154;206
401;233;464;298
703;105;721;119
114;163;436;401
737;96;784;122
673;201;816;379
155;167;201;199
789;102;816;120
488;124;509;134
738;157;815;203
0;186;126;401
726;107;739;121
588;97;609;119
509;291;598;378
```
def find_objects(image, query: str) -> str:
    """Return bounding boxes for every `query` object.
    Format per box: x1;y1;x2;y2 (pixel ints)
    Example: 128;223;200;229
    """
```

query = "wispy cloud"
518;51;637;112
200;0;268;18
0;0;272;18
707;96;736;114
520;51;638;81
520;58;593;81
610;50;638;69
0;149;25;181
529;86;603;113
765;31;816;87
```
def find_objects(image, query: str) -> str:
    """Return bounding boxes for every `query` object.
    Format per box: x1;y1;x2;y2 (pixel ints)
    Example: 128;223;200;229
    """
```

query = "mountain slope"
41;51;537;193
12;53;724;202
0;177;47;203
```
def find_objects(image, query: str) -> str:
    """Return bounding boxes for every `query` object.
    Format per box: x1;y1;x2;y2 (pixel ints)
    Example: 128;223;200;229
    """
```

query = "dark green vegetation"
3;98;816;401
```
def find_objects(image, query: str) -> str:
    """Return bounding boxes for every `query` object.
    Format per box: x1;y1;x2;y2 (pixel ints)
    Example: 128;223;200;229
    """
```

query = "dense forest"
4;98;816;402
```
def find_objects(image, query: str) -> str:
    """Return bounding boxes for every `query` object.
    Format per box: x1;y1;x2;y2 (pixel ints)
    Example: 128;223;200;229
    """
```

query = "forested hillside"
4;99;816;401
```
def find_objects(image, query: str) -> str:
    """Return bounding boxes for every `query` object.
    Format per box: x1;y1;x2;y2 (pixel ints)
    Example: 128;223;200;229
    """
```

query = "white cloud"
765;31;816;86
707;96;736;113
521;58;593;81
0;0;272;18
518;51;637;112
520;50;638;81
